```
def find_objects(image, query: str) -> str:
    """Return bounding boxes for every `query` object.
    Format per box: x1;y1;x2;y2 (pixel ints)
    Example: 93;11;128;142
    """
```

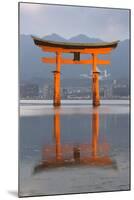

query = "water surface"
19;101;130;197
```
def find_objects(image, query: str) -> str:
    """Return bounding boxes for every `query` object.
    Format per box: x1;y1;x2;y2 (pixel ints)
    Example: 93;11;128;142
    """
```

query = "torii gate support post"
53;52;61;107
92;53;100;106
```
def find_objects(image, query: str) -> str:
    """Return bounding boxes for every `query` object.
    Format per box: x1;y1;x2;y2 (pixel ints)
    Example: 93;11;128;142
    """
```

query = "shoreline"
20;99;129;105
19;100;129;117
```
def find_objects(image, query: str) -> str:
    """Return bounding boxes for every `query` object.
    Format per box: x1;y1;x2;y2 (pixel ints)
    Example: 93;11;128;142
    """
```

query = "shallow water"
19;101;130;197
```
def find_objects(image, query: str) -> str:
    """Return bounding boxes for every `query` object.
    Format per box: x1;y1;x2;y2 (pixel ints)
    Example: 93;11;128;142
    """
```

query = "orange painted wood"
41;46;112;54
92;53;100;106
41;57;110;65
53;71;61;106
53;52;61;107
56;52;61;72
92;72;100;106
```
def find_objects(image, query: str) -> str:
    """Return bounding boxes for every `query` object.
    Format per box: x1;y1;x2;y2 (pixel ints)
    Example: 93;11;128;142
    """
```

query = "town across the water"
20;78;129;100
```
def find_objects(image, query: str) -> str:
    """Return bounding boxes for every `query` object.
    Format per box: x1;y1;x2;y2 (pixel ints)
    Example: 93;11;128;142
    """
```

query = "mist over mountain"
19;34;129;83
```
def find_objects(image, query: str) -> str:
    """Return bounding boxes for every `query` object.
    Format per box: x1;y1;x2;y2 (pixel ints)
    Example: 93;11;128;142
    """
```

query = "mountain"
19;34;130;82
110;39;129;80
68;34;103;43
42;33;67;42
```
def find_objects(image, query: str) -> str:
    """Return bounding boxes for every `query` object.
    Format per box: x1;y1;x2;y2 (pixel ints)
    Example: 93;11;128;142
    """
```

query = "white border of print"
0;0;133;200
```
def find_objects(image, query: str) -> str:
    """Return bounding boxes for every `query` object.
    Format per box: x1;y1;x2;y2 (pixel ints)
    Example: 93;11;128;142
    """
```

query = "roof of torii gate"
32;36;119;50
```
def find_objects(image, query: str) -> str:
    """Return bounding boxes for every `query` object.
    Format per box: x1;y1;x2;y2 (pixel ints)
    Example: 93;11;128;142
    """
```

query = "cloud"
19;3;129;41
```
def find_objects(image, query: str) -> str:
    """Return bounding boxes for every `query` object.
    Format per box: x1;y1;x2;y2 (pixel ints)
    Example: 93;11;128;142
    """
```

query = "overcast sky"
19;3;130;41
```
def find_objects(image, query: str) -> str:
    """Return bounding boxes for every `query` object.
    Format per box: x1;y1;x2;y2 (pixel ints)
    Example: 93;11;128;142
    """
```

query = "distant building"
112;85;129;97
113;79;117;85
20;83;39;99
62;88;68;99
111;79;129;98
61;87;91;99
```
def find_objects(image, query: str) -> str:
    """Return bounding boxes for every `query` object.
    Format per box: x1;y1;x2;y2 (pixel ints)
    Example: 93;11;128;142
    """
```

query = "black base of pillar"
93;100;100;107
53;102;61;107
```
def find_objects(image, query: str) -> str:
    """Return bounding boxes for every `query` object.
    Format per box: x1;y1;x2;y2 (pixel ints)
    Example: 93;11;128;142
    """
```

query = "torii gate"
32;36;119;106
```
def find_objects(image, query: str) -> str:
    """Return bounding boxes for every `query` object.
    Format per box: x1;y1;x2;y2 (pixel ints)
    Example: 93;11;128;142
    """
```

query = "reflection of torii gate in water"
32;36;119;107
33;110;117;174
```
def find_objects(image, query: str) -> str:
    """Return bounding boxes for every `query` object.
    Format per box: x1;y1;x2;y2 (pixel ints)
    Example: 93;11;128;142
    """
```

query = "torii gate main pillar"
92;54;100;106
53;52;61;107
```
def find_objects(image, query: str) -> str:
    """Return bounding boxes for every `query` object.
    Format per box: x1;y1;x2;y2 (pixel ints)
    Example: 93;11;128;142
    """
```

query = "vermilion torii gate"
32;36;119;106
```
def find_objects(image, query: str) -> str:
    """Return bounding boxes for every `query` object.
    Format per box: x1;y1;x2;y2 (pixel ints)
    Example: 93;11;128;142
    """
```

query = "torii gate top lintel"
32;36;119;107
32;35;119;53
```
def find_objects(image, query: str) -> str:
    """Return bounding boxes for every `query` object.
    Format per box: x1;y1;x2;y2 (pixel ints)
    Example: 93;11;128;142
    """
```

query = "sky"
19;3;130;41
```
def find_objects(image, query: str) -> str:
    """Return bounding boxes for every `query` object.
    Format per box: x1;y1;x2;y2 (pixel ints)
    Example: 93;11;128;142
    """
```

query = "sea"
19;100;130;197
